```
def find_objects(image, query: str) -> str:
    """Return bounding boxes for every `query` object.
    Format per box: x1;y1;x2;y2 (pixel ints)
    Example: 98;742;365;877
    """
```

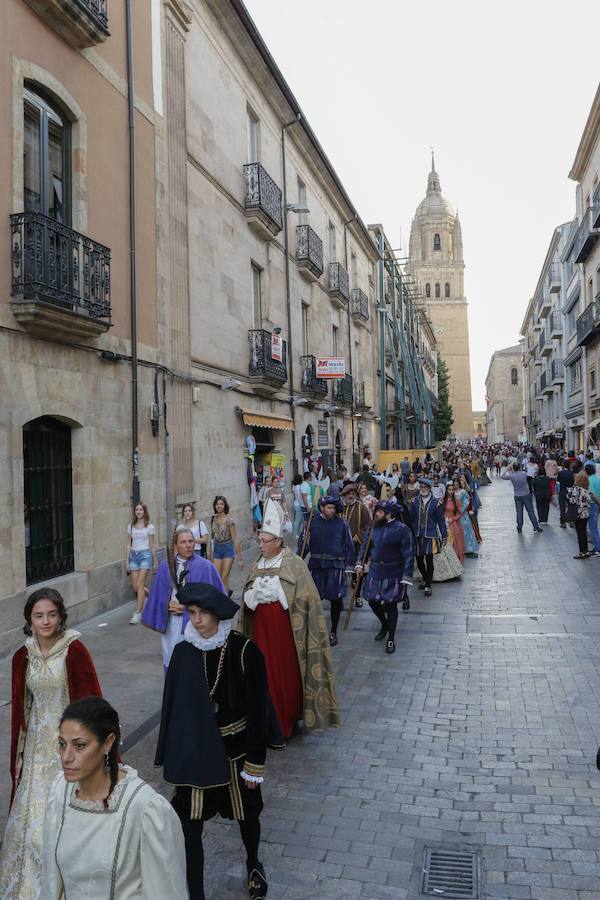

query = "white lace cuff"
401;579;412;585
240;770;264;784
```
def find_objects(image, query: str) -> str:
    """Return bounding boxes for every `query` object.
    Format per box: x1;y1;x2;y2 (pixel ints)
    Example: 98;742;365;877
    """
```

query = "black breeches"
177;815;261;900
330;598;342;634
416;554;434;586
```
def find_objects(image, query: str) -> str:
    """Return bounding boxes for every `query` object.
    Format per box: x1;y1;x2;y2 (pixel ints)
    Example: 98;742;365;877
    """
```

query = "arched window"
425;283;431;298
435;283;440;298
511;367;518;385
445;282;450;298
24;86;71;223
23;417;74;585
433;233;441;251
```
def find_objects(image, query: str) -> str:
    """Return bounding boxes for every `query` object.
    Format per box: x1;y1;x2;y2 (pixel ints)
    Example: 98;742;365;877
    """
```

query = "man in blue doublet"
356;500;415;655
298;495;354;647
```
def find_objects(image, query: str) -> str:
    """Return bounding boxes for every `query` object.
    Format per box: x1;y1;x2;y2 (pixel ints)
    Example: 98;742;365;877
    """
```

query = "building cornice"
569;82;600;182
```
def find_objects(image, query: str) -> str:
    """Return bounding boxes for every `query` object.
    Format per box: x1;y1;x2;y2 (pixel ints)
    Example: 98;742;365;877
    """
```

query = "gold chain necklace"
202;638;229;713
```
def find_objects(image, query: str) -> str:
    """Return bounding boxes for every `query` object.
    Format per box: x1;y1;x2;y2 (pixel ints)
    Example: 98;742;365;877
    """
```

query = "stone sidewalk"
3;480;600;898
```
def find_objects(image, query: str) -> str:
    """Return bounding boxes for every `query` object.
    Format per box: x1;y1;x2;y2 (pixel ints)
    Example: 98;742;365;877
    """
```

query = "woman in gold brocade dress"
0;588;101;899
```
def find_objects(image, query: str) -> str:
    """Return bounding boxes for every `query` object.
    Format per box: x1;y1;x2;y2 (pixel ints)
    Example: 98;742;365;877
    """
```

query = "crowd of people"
16;437;600;897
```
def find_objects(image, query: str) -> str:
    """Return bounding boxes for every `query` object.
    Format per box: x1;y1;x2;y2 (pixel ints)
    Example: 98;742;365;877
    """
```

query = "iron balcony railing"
300;355;327;397
332;373;353;404
350;288;369;322
572;206;600;264
546;263;561;292
296;224;323;278
248;329;287;383
78;0;108;28
576;296;600;346
549;310;562;336
10;210;111;319
328;262;350;302
243;162;283;235
538;328;546;353
551;359;564;381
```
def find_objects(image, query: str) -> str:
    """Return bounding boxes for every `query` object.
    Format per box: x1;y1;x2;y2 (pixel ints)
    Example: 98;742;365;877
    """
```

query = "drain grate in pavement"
421;847;480;898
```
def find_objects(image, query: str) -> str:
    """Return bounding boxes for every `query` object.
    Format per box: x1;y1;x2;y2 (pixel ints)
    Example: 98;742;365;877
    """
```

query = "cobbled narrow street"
2;479;600;899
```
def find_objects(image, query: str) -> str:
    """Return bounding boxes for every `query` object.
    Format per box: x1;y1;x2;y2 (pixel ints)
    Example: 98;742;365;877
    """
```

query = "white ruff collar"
184;619;232;652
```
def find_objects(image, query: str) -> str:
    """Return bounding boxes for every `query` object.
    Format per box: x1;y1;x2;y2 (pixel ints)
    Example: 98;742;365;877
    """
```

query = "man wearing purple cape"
142;527;225;672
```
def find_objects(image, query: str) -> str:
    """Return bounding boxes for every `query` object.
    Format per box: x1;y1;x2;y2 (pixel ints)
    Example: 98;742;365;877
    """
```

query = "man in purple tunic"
142;528;225;672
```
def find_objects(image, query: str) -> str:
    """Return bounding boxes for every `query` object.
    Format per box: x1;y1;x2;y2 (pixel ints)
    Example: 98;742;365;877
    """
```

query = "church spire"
427;151;441;195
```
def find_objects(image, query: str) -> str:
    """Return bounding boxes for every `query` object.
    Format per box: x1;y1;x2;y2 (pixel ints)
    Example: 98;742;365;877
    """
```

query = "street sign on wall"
316;357;345;379
317;420;329;446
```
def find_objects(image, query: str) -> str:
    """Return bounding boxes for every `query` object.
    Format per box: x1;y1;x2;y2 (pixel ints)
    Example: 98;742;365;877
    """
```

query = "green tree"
434;357;454;441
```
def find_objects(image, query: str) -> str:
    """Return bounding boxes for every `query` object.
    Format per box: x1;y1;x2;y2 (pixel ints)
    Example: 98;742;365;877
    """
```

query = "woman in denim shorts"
126;503;157;624
210;496;242;593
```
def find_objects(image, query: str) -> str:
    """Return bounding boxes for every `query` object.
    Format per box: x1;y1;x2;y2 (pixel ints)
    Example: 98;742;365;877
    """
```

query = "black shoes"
424;586;432;597
517;528;522;534
385;640;395;654
248;862;268;899
402;596;410;611
329;632;338;647
374;627;387;641
534;528;543;533
355;597;363;608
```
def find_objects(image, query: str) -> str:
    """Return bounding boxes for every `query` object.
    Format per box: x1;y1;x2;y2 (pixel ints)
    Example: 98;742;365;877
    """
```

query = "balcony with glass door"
300;355;328;399
551;359;564;384
546;263;561;294
539;328;552;357
549;310;563;340
576;296;600;346
538;290;552;318
332;373;353;405
572;206;600;264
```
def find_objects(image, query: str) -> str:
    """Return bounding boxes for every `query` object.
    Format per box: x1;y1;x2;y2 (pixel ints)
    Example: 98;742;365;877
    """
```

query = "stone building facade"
485;346;523;443
408;157;473;437
0;0;161;653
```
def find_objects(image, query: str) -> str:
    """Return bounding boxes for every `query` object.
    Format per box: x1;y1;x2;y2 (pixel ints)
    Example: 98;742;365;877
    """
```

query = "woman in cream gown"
40;696;188;899
0;589;101;900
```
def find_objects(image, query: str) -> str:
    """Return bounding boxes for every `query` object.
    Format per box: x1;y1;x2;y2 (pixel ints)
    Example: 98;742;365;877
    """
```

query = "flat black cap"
176;582;239;620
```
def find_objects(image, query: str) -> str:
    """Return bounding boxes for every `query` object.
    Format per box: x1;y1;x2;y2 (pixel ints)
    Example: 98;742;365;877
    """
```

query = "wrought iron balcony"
538;290;551;318
354;380;372;410
549;310;563;339
551;359;564;383
327;262;350;308
547;263;561;293
332;373;353;405
576;296;600;346
532;317;543;333
295;225;323;282
572;206;600;264
248;329;287;393
243;162;283;239
535;374;545;400
539;328;552;357
10;211;111;339
300;355;327;398
25;0;109;48
541;367;553;395
350;288;369;324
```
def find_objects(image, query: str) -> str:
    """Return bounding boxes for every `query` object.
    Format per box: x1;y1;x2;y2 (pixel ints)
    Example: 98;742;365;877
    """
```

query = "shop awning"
242;410;294;431
587;417;600;431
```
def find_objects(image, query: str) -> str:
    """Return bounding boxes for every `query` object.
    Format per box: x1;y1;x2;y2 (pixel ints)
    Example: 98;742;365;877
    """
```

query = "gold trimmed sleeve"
242;760;265;778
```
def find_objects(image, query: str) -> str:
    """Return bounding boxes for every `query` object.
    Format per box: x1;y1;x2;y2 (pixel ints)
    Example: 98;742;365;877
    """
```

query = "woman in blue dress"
453;478;479;555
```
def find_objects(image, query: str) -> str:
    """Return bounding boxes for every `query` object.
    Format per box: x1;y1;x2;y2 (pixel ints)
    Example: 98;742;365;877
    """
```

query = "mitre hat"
261;498;285;539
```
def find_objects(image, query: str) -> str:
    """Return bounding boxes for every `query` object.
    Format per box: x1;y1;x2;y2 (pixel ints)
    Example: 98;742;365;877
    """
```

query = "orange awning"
242;410;294;431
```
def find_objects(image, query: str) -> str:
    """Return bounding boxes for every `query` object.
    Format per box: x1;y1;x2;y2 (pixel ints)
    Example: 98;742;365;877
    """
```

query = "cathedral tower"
408;156;473;437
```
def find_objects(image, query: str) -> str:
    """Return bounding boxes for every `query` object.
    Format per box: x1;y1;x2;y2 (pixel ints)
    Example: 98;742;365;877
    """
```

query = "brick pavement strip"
2;479;600;898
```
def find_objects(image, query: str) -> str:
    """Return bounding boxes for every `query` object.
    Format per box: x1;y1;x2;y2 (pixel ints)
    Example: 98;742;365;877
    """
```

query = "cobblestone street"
2;478;600;899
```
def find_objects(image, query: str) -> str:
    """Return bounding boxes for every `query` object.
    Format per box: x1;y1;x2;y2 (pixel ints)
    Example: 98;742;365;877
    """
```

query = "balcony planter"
295;225;323;282
243;163;283;240
25;0;109;49
10;211;111;341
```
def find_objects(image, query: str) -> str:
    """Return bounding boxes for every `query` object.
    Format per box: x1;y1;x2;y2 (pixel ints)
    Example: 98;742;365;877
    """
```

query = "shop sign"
270;452;285;468
316;356;345;379
317;420;329;447
271;334;283;362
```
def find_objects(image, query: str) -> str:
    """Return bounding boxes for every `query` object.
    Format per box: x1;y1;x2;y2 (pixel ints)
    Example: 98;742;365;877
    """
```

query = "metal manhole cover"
421;847;480;898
